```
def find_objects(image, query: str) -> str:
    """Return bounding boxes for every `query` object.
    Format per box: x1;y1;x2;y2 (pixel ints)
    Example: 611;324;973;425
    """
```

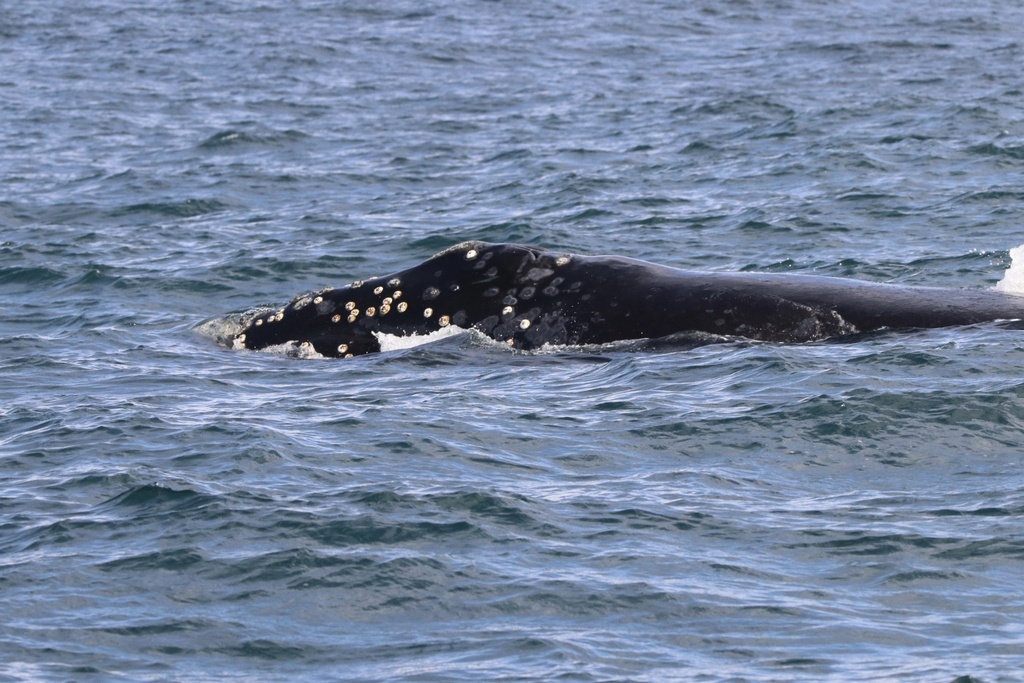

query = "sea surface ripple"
2;1;1024;681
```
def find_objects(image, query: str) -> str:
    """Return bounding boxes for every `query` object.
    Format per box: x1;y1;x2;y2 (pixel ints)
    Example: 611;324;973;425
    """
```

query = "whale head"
234;242;579;357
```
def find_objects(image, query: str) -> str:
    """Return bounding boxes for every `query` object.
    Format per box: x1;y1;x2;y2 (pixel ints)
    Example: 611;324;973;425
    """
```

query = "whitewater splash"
996;244;1024;294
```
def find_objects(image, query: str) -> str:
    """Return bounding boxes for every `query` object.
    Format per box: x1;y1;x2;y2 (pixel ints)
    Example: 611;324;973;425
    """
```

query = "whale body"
232;242;1024;358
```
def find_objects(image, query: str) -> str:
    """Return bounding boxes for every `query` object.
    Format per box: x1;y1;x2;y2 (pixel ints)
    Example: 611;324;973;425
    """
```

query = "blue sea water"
3;0;1024;680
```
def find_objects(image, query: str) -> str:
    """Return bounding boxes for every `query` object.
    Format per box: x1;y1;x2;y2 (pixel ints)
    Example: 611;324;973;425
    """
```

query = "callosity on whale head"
233;242;579;357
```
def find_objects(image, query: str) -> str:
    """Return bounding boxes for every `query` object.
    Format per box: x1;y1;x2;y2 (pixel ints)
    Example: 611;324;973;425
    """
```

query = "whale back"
234;242;1024;358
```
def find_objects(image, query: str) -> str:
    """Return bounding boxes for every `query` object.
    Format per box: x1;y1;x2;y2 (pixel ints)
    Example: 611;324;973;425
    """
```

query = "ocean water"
3;1;1024;681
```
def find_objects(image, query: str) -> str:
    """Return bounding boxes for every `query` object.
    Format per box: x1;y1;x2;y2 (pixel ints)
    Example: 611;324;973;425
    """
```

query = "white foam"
996;244;1024;294
258;340;326;359
373;324;470;352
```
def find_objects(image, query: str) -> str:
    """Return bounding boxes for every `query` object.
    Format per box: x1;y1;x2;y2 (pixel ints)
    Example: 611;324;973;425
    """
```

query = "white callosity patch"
996;244;1024;294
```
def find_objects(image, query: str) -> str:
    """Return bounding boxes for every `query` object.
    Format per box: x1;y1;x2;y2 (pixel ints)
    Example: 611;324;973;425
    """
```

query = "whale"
231;241;1024;358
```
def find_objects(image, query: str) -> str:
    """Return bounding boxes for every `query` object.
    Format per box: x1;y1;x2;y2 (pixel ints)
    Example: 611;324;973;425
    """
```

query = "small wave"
211;639;308;660
198;128;309;150
97;484;216;514
0;265;66;286
98;549;205;573
96;618;213;636
968;142;1024;160
307;517;481;546
110;199;229;218
954;189;1024;204
880;569;968;585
